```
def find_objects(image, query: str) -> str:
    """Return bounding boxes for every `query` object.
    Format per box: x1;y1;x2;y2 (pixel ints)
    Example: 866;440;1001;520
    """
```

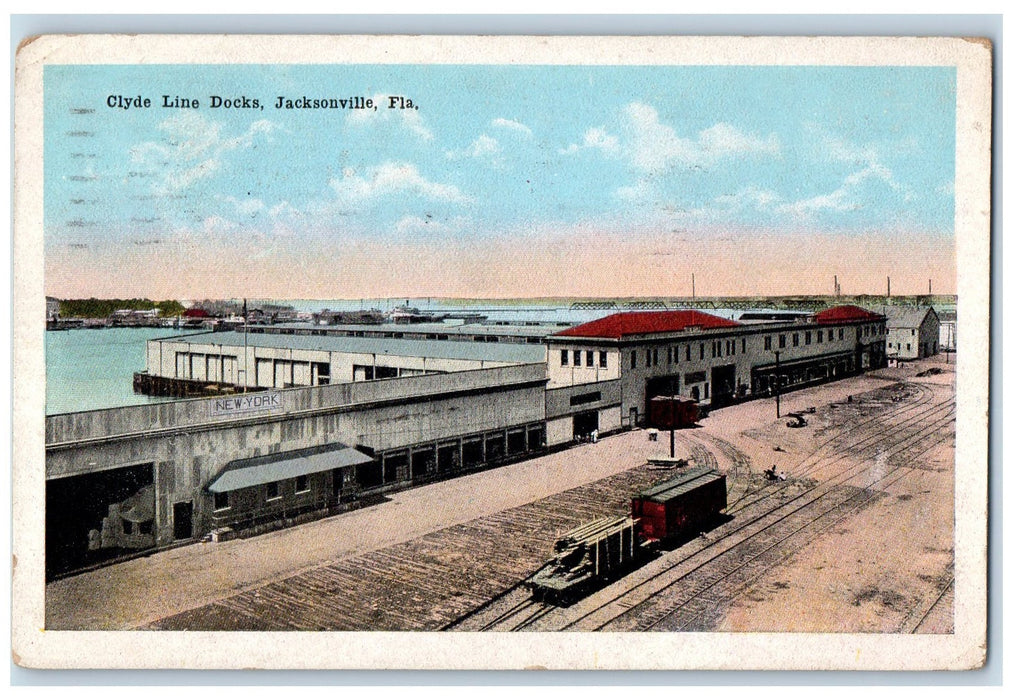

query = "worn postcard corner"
12;33;991;671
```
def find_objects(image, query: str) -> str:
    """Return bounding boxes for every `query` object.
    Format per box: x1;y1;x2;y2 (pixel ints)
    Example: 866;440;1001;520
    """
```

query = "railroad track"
444;381;954;634
727;389;948;517
545;397;955;632
630;428;955;632
713;382;932;513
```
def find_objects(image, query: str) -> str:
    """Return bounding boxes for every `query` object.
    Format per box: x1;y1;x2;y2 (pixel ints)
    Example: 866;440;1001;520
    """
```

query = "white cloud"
779;135;915;219
329;162;471;207
347;93;434;141
698;123;780;158
446;134;503;165
623;103;779;174
201;214;238;234
466;135;501;158
561;103;778;177
711;186;782;212
130;113;278;195
615;179;655;203
491;118;533;138
560;127;620;156
401;110;434;141
223;196;265;217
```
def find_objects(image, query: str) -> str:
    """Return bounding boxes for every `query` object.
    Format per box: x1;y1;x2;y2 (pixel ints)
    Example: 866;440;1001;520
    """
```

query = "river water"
45;327;206;415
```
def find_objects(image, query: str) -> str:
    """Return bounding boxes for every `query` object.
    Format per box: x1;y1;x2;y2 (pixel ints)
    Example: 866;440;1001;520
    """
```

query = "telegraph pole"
774;350;781;419
243;298;248;393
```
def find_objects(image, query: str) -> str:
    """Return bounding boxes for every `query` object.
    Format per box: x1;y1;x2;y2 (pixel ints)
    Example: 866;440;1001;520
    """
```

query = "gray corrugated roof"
636;466;723;502
208;443;373;493
271;321;568;337
156;330;546;364
877;306;937;329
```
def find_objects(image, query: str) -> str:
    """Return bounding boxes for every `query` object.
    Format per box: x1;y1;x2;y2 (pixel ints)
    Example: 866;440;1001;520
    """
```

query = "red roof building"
554;310;740;340
812;305;885;325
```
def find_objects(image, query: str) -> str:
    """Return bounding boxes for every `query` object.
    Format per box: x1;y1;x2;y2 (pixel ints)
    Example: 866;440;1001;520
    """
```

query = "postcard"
12;34;991;670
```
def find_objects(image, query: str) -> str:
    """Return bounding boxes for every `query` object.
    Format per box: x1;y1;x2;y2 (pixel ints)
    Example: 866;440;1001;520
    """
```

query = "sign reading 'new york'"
209;392;283;418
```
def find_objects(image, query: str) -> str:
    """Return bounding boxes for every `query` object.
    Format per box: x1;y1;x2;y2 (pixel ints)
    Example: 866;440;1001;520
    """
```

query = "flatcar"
527;515;642;605
527;467;727;605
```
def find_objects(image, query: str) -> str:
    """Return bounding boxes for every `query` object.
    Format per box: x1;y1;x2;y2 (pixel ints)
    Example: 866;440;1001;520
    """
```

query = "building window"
574;351;581;367
779;334;786;349
805;331;812;345
646;349;652;367
686;346;692;362
295;474;310;493
906;343;911;351
741;338;746;353
560;349;568;366
911;328;916;335
699;344;705;360
265;482;281;501
213;491;230;511
793;333;799;347
586;350;594;367
653;348;659;365
838;328;844;340
817;330;823;343
667;347;673;364
599;351;608;368
764;336;772;351
630;351;637;369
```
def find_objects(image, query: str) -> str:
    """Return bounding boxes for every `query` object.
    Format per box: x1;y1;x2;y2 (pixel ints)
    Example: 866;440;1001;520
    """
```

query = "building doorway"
711;364;736;407
173;501;193;541
573;410;599;440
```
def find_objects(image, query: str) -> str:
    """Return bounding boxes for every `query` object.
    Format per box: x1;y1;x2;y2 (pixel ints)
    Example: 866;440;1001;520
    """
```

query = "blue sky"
44;63;956;298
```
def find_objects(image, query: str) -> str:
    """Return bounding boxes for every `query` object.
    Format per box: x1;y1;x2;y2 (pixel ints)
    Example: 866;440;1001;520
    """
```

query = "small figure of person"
591;429;598;443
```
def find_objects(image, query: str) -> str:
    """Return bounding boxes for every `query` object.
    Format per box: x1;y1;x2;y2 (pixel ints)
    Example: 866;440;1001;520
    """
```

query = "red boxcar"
631;466;727;543
648;395;699;430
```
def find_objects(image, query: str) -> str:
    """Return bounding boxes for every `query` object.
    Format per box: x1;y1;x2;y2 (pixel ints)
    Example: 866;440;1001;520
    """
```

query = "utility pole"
691;273;696;299
774;350;781;419
887;276;891;298
243;298;248;393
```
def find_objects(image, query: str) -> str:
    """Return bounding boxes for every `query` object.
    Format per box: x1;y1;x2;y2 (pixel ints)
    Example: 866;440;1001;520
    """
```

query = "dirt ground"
45;356;955;634
715;365;955;633
699;360;954;633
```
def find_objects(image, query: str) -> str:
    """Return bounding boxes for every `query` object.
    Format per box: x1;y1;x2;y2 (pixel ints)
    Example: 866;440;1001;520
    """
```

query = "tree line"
58;298;186;318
